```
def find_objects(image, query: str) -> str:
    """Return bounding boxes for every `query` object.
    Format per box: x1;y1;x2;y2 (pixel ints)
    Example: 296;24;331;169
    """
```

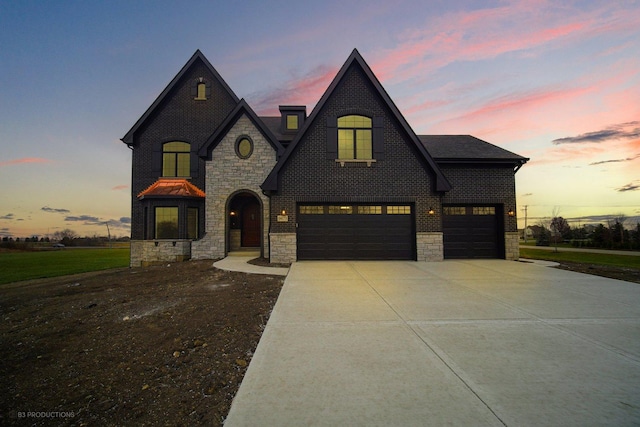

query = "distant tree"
550;217;571;241
536;225;550;246
52;229;78;242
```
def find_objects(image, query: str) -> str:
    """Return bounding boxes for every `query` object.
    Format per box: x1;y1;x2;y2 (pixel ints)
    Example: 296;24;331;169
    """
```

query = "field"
0;248;130;285
519;247;640;284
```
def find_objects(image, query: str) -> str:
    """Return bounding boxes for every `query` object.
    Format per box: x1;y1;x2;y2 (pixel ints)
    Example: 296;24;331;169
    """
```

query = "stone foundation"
270;233;296;264
130;240;192;267
505;232;520;260
416;232;444;261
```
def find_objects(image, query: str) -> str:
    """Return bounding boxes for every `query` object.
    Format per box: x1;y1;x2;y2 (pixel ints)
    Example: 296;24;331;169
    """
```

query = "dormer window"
286;114;298;130
279;105;306;133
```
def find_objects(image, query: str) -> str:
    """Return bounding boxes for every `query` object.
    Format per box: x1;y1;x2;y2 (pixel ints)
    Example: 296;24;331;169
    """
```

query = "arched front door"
228;192;261;249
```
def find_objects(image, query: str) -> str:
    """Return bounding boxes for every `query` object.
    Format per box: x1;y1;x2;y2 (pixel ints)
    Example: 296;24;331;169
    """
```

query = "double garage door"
297;204;415;260
442;206;502;259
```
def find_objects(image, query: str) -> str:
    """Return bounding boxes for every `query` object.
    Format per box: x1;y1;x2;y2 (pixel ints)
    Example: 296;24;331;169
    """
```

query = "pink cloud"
249;65;338;115
371;2;639;84
0;157;54;167
112;185;129;191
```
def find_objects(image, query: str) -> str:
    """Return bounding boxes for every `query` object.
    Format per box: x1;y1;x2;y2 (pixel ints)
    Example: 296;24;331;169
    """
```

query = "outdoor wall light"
281;209;287;215
508;209;515;217
230;210;236;216
428;207;435;215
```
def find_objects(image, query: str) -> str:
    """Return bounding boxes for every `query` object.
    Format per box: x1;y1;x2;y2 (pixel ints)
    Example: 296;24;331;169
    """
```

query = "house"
122;49;528;267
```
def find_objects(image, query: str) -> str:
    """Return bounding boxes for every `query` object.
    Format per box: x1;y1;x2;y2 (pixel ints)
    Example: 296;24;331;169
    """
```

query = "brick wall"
191;115;277;259
130;59;237;240
270;64;442;236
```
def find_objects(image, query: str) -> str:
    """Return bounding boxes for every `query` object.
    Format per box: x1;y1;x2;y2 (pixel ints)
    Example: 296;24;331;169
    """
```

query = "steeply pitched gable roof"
121;50;240;146
419;135;529;170
262;49;452;192
199;99;285;158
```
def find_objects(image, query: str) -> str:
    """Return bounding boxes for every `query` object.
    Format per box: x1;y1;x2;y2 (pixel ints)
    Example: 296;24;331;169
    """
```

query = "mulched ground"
1;257;637;426
0;260;285;426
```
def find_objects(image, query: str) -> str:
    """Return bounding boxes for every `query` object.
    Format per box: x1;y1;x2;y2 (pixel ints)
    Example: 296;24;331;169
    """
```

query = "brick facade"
125;50;527;266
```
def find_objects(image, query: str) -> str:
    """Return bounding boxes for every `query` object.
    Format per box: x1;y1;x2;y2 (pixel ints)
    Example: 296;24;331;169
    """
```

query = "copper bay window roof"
137;179;206;199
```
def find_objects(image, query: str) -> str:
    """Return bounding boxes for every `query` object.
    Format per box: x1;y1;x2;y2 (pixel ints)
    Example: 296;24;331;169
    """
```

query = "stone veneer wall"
191;114;276;260
416;232;443;261
130;240;192;267
505;232;520;260
270;233;296;263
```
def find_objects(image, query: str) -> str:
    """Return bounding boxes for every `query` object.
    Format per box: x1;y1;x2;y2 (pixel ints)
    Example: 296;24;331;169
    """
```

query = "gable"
262;49;451;193
199;99;284;159
121;50;239;147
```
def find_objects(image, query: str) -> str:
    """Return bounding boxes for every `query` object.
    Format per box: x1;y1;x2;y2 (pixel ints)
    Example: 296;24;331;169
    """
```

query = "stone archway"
227;192;262;251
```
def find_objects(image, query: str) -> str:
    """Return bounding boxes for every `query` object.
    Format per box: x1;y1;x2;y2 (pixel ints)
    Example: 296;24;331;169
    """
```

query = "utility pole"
105;222;112;249
522;205;528;242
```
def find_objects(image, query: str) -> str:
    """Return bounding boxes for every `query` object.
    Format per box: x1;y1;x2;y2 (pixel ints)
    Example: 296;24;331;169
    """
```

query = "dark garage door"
297;204;415;260
443;206;502;259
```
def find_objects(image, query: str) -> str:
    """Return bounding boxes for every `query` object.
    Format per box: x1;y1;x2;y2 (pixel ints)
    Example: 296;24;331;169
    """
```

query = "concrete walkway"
213;250;289;276
225;260;640;426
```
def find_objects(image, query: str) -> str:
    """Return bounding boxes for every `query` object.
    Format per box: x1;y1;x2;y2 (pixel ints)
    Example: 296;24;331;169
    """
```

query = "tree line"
1;228;129;250
528;216;640;250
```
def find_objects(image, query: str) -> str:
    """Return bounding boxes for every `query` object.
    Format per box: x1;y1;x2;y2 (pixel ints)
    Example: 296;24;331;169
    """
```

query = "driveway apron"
224;260;640;426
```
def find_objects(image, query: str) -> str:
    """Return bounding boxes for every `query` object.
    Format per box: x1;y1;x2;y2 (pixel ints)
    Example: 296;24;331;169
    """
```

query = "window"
300;205;324;214
357;206;382;214
444;206;466;215
328;205;353;214
387;206;411;215
163;142;190;177
155;207;178;239
473;207;496;215
195;83;206;100
235;137;253;159
187;208;198;239
286;114;298;130
338;115;372;159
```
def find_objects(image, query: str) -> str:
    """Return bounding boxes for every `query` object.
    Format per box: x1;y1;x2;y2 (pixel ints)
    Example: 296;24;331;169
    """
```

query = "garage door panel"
443;206;501;259
297;204;414;260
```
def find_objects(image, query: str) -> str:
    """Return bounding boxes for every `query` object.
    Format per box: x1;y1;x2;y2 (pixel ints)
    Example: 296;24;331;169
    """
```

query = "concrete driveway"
224;260;640;426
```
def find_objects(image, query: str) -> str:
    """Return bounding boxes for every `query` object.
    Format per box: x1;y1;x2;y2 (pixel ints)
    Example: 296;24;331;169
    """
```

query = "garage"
297;204;415;260
442;205;503;259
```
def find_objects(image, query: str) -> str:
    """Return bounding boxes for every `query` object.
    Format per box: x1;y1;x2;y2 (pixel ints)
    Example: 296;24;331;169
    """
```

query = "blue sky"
1;0;639;238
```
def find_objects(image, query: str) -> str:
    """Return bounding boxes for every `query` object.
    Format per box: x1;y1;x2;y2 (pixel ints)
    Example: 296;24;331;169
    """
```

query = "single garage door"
443;206;502;259
297;204;415;260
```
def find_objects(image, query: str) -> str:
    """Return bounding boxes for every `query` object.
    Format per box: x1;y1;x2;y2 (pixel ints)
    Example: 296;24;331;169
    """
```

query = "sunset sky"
1;0;639;239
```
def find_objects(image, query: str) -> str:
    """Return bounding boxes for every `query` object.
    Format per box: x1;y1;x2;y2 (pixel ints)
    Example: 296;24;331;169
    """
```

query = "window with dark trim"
337;115;372;159
473;207;496;215
235;136;253;159
155;207;179;239
162;142;190;177
387;206;411;215
286;114;298;130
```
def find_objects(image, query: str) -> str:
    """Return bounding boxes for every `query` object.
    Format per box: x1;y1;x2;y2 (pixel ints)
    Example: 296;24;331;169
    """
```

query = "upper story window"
338;115;372;160
163;142;190;177
192;78;210;100
196;83;206;100
286;114;298;130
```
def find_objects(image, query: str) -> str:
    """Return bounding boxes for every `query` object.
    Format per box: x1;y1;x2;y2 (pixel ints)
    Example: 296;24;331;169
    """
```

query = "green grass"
0;248;130;285
520;247;640;269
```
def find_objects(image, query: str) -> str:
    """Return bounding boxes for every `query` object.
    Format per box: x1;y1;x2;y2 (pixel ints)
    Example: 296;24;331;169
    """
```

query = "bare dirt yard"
0;260;285;426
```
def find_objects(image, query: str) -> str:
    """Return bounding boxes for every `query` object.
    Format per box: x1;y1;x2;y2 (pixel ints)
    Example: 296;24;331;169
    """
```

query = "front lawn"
0;248;130;285
519;247;640;269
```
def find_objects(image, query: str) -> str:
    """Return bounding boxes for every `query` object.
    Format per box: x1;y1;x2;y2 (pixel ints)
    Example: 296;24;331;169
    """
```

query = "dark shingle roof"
259;116;296;146
419;135;528;165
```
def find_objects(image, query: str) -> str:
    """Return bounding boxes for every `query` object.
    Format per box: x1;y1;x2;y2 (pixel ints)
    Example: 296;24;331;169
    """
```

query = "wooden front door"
242;201;260;247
